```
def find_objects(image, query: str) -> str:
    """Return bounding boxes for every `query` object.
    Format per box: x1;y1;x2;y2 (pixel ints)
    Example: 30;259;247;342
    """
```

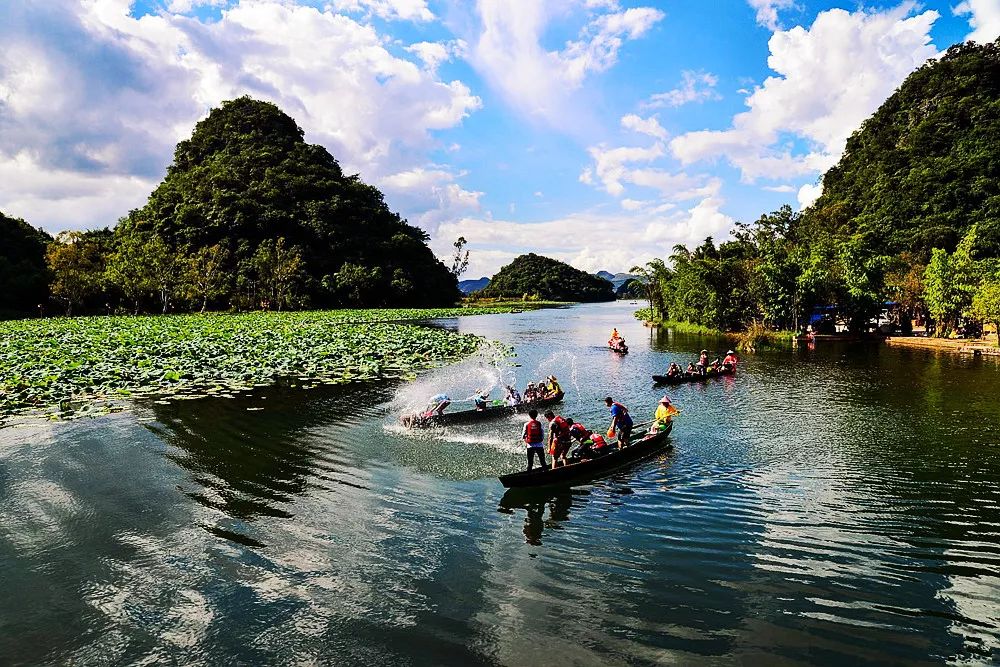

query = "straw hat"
659;395;671;404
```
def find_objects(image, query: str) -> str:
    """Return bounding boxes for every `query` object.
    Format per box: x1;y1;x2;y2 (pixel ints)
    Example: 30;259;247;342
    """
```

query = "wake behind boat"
499;421;673;489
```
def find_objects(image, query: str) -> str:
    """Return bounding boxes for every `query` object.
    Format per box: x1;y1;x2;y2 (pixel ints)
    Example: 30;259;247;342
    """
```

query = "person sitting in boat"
686;362;697;375
522;408;548;472
544;375;562;398
666;362;683;377
652;395;680;432
609;328;620;345
696;349;709;375
545;410;572;468
474;390;490;411
723;350;739;369
707;356;722;373
523;382;537;403
604;396;633;447
505;385;522;406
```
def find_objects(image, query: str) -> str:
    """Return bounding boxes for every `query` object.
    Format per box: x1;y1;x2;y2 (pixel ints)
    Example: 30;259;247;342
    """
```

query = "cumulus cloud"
621;113;667;139
670;5;940;182
380;167;483;230
469;1;663;125
433;195;735;276
955;0;1000;43
797;182;822;209
330;0;435;22
747;0;795;30
0;1;480;232
644;71;721;109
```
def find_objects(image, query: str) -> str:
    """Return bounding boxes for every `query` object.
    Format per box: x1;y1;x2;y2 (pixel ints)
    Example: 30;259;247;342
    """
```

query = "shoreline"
885;336;1000;357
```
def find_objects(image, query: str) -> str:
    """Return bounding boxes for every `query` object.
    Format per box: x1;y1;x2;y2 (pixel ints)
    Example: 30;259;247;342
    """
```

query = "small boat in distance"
652;367;734;385
609;339;629;355
402;392;565;428
498;421;673;489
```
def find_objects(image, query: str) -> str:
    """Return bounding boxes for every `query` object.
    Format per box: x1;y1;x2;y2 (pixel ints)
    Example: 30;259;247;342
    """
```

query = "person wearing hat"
653;395;680;432
544;375;562;398
723;350;739;370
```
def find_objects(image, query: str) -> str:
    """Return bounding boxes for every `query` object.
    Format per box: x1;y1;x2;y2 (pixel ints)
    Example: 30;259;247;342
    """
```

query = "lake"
1;302;999;665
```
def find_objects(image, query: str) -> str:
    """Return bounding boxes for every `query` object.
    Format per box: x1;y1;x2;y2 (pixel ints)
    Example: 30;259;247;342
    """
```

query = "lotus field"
0;307;511;420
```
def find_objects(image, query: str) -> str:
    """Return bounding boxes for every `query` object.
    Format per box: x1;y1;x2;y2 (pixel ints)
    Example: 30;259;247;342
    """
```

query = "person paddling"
604;396;633;447
427;393;450;416
522;409;548;471
723;350;739;370
545;410;572;468
653;395;679;432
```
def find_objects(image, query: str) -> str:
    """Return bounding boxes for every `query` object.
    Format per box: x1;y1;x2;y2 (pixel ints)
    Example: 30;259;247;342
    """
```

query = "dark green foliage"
117;96;458;309
477;253;615;302
0;212;51;317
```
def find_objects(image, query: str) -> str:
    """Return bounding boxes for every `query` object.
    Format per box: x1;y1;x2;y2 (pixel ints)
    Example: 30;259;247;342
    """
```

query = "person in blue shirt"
604;396;633;447
427;393;450;415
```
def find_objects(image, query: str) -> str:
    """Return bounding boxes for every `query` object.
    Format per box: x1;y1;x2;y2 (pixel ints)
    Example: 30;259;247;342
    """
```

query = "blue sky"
0;0;997;276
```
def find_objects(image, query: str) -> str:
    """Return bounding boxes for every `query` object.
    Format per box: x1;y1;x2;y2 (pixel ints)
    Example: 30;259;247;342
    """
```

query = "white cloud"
469;1;663;125
433;195;735;276
621;113;667;139
0;1;480;232
644;71;721;109
670;5;940;182
583;143;665;196
166;0;228;13
763;184;795;193
380;167;483;231
620;198;648;211
955;0;1000;43
330;0;435;22
747;0;795;30
797;182;822;209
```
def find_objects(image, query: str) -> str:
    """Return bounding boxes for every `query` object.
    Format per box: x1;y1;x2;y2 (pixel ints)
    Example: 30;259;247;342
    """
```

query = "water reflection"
498;488;579;545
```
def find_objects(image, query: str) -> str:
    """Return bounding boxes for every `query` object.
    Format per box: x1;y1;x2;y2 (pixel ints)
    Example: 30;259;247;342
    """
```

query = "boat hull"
405;392;564;428
498;421;673;489
652;368;734;385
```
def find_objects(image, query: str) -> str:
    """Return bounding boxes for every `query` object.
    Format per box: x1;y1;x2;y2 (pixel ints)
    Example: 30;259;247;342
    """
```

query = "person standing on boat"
545;410;572;468
696;350;709;375
522;409;548;471
604;397;633;447
723;350;739;370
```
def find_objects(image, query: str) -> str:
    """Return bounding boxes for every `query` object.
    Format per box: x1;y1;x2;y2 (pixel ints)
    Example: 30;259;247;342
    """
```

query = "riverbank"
885;335;1000;356
636;310;796;350
0;307;525;420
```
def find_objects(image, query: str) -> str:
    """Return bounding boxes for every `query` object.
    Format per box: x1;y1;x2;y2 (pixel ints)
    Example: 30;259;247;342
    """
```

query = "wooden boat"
403;392;564;428
609;341;629;355
498;421;673;489
652;367;734;385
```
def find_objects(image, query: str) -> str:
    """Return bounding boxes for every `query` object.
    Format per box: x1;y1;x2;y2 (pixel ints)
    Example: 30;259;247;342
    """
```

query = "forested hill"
0;212;51;316
477;254;615;302
804;40;1000;257
115;96;458;310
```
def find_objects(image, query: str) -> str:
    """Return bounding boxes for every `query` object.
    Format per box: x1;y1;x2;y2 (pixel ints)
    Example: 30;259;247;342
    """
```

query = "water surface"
1;302;999;665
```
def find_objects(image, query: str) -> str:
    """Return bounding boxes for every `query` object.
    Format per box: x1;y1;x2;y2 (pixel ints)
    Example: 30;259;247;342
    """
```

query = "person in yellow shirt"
653;395;679;432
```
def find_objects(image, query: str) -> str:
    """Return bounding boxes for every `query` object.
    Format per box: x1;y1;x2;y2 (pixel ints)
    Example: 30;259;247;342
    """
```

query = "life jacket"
590;434;608;449
569;423;589;441
552;416;570;441
523;419;542;445
612;402;633;426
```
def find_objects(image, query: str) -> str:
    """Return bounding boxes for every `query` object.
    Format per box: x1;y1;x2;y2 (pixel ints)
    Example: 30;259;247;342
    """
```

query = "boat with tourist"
402;391;565;428
499;421;672;488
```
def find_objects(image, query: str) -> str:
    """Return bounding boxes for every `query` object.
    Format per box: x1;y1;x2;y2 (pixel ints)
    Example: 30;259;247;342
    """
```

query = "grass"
0;307;519;420
635;309;797;350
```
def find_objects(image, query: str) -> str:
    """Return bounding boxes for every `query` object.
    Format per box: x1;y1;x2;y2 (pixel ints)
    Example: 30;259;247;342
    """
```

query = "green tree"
330;263;385;306
970;281;1000;346
182;244;231;312
105;231;156;313
253;238;304;311
0;211;51;317
46;232;105;316
450;237;470;279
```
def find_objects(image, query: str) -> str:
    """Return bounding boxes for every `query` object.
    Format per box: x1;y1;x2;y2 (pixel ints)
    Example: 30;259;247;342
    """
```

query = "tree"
331;263;385;306
105;231;157;313
46;232;105;316
450;236;470;279
970;281;1000;346
182;244;231;312
253;238;304;311
0;211;51;316
924;248;958;336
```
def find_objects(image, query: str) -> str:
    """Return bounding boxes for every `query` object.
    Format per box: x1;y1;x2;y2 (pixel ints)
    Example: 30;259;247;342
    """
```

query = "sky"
1;0;998;277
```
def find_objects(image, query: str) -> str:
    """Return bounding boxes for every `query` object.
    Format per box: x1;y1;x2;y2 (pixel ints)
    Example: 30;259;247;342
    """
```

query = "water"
2;302;999;665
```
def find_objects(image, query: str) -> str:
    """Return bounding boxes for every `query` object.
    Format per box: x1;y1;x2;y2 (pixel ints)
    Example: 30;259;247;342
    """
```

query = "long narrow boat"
609;342;629;355
498;421;673;489
652;367;734;385
403;392;564;428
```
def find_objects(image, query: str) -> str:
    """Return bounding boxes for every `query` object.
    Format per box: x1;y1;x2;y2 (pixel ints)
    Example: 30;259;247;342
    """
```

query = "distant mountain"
595;270;639;291
459;277;490;294
480;254;615;302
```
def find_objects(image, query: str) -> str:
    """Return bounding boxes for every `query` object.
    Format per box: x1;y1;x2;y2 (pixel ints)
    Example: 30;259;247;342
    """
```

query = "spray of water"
532;350;581;403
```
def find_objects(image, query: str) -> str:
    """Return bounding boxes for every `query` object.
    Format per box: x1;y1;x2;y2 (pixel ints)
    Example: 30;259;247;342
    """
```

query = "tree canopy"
0;212;51;317
477;253;616;302
114;96;458;310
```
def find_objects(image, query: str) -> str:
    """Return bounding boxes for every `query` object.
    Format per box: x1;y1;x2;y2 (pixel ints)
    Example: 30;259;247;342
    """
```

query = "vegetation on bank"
633;40;1000;339
637;308;794;350
2;97;463;319
0;307;527;419
477;253;615;302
